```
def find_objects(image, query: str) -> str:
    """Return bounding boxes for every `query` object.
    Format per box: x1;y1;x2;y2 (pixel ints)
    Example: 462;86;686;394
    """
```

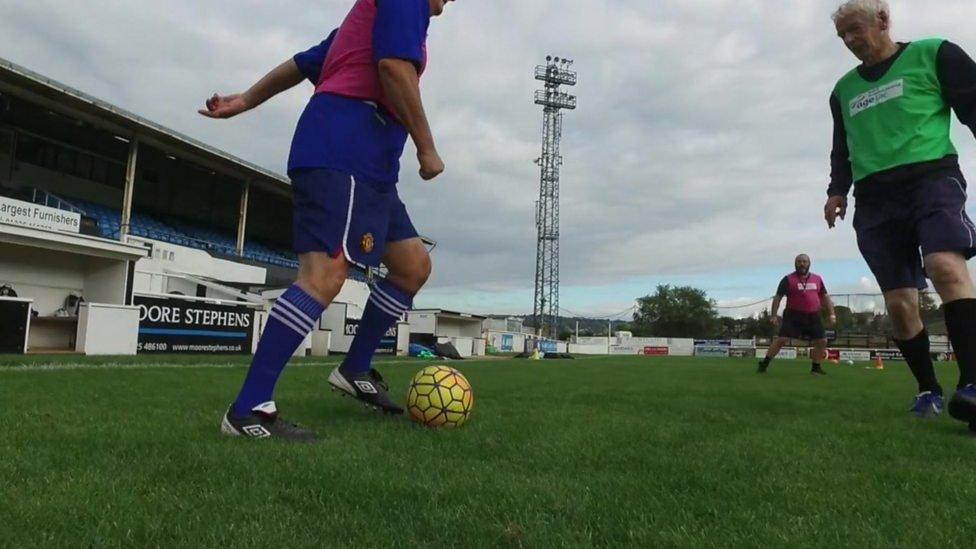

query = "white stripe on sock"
269;310;309;337
368;295;404;319
273;302;313;333
369;290;406;317
277;298;315;328
370;283;409;312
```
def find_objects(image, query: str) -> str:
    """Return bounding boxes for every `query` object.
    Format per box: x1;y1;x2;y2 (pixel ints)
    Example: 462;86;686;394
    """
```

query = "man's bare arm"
199;59;305;119
377;58;443;180
770;295;783;326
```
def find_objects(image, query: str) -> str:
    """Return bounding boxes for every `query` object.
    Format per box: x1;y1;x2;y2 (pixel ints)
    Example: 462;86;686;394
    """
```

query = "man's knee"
926;253;970;288
390;250;431;292
298;262;347;303
885;293;922;338
886;295;917;320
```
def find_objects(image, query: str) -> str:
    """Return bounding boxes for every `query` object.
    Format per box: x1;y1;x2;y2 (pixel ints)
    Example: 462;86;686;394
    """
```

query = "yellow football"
406;365;474;428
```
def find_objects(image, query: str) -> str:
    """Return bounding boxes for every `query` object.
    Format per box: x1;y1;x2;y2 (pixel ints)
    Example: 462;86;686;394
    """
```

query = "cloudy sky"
2;0;976;318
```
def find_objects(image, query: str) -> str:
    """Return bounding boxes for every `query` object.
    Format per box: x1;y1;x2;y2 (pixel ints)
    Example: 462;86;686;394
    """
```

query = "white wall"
165;276;199;297
631;337;670;348
0;241;85;315
485;318;508;332
134;271;249;303
334;279;369;317
569;343;609;355
576;336;611;346
396;321;410;356
439;336;473;358
407;311;437;335
436;316;482;339
131;237;265;286
486;330;526;353
252;311;268;354
567;337;698;356
436;317;464;338
134;271;161;295
321;303;354;353
84;257;129;305
610;345;641;355
668;338;696;357
473;338;486;356
310;330;332;357
76;304;139;355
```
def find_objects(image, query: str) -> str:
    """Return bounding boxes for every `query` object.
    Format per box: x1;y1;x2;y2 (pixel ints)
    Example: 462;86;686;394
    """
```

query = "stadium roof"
0;56;291;194
0;56;439;248
409;309;488;320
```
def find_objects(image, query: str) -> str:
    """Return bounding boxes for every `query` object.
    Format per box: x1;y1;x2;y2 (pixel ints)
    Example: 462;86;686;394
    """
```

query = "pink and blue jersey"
288;0;431;184
777;273;828;314
316;0;428;117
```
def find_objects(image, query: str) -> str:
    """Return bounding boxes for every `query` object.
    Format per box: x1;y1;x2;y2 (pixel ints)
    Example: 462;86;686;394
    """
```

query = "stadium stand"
21;190;303;270
0;55;389;356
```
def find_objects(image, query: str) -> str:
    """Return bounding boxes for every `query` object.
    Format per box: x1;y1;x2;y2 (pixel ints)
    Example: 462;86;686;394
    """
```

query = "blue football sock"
232;285;325;417
342;278;413;375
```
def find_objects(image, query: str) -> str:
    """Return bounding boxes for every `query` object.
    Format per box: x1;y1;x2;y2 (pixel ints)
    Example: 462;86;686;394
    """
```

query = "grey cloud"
2;0;975;310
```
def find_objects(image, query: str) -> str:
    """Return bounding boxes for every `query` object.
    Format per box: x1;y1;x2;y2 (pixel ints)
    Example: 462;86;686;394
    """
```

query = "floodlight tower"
532;56;577;341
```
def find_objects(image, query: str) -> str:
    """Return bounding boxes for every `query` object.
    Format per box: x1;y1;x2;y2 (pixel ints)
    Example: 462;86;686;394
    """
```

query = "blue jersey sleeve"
372;0;429;69
293;29;338;85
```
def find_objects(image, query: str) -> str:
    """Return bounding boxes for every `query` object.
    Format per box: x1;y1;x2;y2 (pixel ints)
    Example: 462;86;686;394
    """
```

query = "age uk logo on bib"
849;79;904;117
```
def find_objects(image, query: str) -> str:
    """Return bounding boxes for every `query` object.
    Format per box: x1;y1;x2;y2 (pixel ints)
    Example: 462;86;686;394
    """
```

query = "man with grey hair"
824;0;976;429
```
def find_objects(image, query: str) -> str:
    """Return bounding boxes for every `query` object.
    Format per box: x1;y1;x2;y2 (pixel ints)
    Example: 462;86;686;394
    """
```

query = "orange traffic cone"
874;356;885;370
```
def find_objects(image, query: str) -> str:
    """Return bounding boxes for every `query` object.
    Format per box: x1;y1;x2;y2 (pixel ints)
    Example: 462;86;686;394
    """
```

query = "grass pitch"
1;354;974;547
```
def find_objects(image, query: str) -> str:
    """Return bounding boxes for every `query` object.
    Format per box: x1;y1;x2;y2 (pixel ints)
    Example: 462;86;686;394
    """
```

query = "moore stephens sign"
135;296;255;354
344;317;398;352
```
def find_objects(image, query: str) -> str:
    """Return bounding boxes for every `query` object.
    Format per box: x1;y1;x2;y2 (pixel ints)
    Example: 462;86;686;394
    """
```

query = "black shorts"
853;168;976;292
779;310;826;341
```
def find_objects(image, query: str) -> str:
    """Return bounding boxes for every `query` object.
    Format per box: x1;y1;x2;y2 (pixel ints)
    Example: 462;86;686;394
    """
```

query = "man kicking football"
758;255;836;376
825;0;976;427
200;0;457;441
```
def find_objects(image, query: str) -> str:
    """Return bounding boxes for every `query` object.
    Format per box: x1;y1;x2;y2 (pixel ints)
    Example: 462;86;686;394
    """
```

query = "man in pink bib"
758;255;837;375
200;0;457;441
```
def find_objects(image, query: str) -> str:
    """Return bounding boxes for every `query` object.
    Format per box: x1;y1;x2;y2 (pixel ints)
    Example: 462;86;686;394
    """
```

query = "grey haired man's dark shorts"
853;168;976;293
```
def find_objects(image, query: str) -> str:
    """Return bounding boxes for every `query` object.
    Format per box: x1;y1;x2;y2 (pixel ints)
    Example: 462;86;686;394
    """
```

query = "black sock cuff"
944;298;976;387
894;328;930;351
944;298;976;320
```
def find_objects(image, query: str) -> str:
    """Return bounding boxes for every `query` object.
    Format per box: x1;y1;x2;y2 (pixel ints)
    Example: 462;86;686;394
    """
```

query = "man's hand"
771;315;781;328
198;93;250;119
824;195;848;229
418;149;445;181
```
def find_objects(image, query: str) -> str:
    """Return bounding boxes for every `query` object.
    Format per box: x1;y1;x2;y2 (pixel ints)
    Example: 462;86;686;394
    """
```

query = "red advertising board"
643;346;669;356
